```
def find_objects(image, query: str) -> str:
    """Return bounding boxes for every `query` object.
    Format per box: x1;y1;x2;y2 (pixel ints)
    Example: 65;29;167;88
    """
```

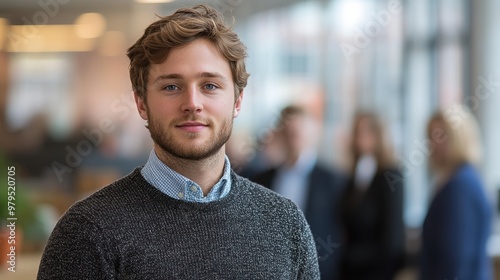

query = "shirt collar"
279;149;317;175
140;150;232;203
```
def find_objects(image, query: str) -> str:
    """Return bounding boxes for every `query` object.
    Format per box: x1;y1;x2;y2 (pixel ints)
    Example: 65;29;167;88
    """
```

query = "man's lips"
175;122;208;132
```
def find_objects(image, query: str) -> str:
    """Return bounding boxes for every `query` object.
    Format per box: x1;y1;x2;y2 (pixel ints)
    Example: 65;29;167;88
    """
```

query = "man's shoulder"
311;162;345;178
232;172;302;215
249;167;278;188
65;168;147;219
309;163;348;192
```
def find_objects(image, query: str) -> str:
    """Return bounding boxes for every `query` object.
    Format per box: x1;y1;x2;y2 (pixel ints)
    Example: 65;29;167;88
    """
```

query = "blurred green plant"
0;154;37;232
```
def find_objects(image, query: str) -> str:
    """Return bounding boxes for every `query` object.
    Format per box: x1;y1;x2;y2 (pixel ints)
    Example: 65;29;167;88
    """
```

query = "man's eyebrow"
195;72;228;81
152;74;182;84
152;72;228;84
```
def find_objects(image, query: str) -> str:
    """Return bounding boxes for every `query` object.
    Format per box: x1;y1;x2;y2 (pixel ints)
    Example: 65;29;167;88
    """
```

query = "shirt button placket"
190;185;197;193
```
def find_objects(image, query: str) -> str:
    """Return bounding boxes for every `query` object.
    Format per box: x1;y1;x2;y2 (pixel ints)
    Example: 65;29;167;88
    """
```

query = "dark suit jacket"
420;163;492;280
340;168;405;280
252;163;347;280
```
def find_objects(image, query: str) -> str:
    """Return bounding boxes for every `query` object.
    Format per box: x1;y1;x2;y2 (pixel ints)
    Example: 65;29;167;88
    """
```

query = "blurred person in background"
340;112;405;280
226;129;285;178
37;5;320;279
252;105;347;279
421;107;492;280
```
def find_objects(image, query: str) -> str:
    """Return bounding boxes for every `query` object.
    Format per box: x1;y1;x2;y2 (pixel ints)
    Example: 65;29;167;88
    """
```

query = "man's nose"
181;86;203;113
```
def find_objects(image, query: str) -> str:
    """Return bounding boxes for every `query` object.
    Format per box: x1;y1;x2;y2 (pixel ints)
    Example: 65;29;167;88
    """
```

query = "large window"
239;0;472;227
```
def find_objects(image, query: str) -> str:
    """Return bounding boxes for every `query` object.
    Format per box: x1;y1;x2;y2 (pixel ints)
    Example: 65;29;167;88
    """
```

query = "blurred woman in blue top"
421;106;492;280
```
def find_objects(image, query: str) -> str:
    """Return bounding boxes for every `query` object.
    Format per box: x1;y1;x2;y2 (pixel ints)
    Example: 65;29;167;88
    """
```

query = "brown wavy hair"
127;5;249;101
350;112;397;172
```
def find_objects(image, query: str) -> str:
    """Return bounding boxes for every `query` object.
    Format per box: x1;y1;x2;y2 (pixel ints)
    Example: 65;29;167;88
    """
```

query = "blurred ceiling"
0;0;315;51
0;0;310;25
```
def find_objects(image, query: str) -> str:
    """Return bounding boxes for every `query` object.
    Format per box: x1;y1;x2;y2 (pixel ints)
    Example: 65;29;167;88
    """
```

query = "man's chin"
165;148;221;161
156;140;223;161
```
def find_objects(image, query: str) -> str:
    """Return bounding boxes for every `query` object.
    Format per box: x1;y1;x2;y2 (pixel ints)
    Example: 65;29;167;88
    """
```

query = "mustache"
171;115;213;126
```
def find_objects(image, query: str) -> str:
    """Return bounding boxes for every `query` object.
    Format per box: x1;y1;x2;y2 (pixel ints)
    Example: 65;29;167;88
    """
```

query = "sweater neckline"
129;167;244;212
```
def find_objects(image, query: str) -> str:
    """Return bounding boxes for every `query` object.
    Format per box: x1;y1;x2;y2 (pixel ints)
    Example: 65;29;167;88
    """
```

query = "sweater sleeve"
296;209;321;280
37;210;117;280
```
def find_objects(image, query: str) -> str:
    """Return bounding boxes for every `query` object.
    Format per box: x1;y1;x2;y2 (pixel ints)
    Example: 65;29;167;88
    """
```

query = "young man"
37;5;320;279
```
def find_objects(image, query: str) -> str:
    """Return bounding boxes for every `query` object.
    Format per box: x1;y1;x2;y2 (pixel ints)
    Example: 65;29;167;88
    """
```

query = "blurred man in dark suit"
252;105;346;280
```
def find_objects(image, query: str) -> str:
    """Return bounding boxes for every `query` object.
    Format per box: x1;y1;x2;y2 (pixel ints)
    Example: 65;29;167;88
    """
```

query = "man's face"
135;38;243;160
281;114;316;154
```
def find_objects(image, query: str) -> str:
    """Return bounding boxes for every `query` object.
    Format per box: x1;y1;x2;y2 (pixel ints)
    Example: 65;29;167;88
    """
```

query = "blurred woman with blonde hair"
421;105;492;280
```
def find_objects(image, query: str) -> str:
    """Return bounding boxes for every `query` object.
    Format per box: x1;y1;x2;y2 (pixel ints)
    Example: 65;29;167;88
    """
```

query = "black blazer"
340;168;405;280
252;163;347;280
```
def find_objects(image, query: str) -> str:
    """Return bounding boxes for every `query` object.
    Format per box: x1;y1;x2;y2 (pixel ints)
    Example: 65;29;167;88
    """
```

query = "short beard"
147;112;233;161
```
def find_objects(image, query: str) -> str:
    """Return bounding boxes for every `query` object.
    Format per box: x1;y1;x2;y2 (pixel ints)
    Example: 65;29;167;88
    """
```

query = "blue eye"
204;84;218;90
163;85;179;91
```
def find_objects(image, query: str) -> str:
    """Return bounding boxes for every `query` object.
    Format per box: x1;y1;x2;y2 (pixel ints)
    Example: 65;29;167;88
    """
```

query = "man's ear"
134;92;148;121
233;90;244;118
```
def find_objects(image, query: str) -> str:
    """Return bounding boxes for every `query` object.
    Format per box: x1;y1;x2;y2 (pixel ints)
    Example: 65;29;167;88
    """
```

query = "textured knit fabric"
252;163;347;280
141;150;231;202
37;168;320;279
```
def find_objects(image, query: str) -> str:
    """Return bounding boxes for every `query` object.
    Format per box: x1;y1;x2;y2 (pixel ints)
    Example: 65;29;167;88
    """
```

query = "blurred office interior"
0;0;499;278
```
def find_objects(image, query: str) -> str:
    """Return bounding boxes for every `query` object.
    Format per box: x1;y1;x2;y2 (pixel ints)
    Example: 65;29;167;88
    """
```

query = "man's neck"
154;146;226;196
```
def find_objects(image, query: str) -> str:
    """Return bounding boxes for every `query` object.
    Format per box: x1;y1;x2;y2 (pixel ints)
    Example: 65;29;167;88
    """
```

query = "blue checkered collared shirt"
140;150;232;203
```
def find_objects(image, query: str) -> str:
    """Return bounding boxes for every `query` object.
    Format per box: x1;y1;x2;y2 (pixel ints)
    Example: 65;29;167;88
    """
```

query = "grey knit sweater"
37;168;320;279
